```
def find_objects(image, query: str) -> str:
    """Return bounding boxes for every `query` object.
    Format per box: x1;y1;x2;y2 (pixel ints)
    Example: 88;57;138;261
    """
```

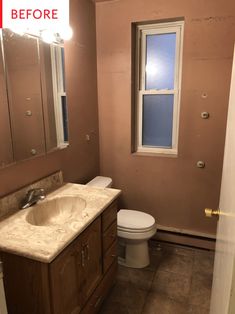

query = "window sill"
58;143;69;150
132;151;178;158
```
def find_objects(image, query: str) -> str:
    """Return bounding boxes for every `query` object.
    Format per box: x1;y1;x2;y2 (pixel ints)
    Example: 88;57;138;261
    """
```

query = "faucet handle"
38;194;46;200
26;188;45;200
27;188;45;194
36;188;45;195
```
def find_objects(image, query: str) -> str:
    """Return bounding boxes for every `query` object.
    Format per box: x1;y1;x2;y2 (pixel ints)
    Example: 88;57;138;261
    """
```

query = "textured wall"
0;0;100;197
96;0;235;235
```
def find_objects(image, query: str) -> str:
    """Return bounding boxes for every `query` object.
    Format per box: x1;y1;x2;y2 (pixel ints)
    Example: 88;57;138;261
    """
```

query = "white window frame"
50;44;68;147
136;21;184;155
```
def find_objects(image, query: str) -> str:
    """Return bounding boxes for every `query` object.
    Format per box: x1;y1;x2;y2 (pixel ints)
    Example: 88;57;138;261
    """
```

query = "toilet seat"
118;225;155;233
118;209;156;231
117;209;157;240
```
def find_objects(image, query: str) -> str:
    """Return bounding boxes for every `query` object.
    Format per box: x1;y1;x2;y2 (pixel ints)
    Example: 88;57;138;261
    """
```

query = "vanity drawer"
102;201;117;232
102;220;117;252
81;261;117;314
103;240;117;273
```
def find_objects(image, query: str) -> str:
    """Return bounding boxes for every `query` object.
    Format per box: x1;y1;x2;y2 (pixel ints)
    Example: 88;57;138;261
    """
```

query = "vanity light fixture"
9;25;73;44
59;26;73;41
41;29;56;44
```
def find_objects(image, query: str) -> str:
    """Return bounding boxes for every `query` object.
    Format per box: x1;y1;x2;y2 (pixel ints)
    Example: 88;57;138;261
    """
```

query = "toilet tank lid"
118;210;155;230
86;176;112;188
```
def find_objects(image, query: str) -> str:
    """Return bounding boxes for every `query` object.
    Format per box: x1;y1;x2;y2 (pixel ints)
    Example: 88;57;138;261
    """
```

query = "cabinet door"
81;217;102;304
50;240;82;314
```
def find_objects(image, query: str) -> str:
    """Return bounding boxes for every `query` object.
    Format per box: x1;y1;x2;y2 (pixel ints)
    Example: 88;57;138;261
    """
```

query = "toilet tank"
86;176;113;188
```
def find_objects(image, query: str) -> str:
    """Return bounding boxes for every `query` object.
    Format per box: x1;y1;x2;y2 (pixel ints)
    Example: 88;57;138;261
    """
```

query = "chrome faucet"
21;188;46;209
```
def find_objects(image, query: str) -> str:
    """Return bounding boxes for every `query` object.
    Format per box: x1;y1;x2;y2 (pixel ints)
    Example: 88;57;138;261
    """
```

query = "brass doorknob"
205;208;220;218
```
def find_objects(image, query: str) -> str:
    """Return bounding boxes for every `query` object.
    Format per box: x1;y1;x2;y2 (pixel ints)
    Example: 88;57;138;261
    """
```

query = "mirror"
0;35;13;168
0;29;69;167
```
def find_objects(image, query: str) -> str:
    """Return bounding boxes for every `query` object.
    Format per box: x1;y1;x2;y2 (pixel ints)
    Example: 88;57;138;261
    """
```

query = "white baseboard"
154;224;216;250
157;224;216;239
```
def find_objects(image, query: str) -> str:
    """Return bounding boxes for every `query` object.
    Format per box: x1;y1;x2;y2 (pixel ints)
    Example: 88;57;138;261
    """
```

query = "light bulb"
41;30;55;44
10;27;26;36
26;27;40;37
59;26;73;41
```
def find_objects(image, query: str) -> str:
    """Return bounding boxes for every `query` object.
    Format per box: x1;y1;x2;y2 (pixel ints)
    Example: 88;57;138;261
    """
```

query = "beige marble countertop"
0;183;121;263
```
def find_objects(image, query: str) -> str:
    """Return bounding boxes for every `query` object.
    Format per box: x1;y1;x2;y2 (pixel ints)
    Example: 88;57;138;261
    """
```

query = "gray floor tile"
117;265;155;291
187;304;210;314
158;245;194;276
100;301;130;314
145;246;164;272
193;250;214;275
157;251;194;277
142;292;188;314
160;243;196;258
100;281;148;313
151;270;191;303
188;272;213;309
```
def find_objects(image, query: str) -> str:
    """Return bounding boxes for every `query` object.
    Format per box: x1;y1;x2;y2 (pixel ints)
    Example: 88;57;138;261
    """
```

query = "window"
135;20;184;155
51;45;69;145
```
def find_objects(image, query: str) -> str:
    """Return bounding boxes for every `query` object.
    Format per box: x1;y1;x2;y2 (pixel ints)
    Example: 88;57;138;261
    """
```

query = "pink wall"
0;0;100;197
96;0;235;235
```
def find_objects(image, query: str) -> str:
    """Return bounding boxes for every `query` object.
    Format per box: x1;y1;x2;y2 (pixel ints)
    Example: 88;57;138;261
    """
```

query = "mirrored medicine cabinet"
0;29;69;168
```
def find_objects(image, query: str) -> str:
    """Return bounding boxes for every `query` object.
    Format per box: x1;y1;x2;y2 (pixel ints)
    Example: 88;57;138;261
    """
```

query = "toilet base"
118;238;150;268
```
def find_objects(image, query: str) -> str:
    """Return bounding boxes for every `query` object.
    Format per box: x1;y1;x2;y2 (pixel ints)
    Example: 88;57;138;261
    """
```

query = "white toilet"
86;176;157;268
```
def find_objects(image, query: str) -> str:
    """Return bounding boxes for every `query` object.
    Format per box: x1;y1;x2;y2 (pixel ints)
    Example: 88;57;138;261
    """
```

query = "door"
210;45;235;314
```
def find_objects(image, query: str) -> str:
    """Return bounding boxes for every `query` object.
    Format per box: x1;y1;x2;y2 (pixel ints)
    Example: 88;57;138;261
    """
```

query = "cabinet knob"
94;296;102;308
81;250;85;267
85;244;90;261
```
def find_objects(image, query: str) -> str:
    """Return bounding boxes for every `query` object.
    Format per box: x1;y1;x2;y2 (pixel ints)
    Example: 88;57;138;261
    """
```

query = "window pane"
142;94;174;147
145;33;176;90
62;96;69;142
61;47;66;92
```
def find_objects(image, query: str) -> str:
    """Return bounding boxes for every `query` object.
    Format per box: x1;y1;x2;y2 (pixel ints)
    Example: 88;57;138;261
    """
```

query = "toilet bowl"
86;176;157;268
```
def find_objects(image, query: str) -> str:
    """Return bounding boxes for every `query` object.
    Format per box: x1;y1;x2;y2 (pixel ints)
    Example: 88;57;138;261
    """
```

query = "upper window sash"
138;25;182;93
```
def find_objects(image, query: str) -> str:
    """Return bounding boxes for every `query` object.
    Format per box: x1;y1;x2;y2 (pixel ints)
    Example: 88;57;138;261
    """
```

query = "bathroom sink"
26;196;86;226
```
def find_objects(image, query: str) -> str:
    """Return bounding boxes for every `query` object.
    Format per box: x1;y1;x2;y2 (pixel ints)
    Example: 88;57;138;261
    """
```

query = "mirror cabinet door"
3;30;46;161
0;30;69;168
39;42;69;152
39;42;58;152
0;35;14;168
39;41;57;152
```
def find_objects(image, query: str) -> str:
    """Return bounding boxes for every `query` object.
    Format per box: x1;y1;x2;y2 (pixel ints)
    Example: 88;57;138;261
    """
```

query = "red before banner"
2;0;69;31
0;0;2;28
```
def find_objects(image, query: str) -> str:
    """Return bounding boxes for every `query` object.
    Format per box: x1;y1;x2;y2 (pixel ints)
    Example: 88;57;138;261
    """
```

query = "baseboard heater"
153;225;216;250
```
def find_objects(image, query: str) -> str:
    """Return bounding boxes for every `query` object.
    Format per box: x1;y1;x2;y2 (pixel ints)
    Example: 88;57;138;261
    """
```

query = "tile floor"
99;242;214;314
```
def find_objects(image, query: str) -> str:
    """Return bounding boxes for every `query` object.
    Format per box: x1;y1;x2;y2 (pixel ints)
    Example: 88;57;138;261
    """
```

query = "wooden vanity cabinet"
1;200;118;314
50;218;102;314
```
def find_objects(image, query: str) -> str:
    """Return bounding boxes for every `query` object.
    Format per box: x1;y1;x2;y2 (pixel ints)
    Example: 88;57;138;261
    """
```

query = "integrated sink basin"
26;196;87;226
